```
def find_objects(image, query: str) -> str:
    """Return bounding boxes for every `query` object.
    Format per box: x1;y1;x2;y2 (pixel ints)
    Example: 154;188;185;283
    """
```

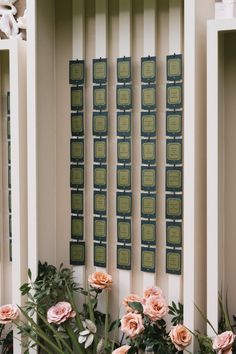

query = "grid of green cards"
165;54;183;275
69;59;86;266
116;57;132;271
93;58;108;268
7;92;12;262
140;56;157;273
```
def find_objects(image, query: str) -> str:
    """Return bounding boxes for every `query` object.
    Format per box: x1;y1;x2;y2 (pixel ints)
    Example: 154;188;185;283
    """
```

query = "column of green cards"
7;92;12;261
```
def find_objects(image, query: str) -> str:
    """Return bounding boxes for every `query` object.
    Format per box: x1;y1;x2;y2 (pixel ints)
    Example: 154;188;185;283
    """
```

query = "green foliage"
168;302;183;326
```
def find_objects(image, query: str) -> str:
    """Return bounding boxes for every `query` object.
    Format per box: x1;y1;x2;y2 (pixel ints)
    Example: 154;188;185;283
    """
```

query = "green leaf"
128;302;143;313
109;319;121;332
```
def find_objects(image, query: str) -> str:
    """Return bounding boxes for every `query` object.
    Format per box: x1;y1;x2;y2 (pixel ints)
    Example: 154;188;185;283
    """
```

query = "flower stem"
104;290;109;349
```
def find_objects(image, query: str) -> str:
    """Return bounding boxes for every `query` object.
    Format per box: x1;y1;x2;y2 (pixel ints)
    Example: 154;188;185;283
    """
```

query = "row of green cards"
70;58;108;85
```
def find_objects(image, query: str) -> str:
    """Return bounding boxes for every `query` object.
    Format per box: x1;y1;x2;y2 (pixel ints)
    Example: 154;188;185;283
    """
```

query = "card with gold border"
7;116;10;139
94;217;107;241
117;192;132;217
71;113;84;137
9;239;12;262
166;83;183;109
94;243;106;267
71;86;83;111
7;91;10;115
117;219;131;243
166;139;182;165
8;141;11;164
94;139;107;163
9;215;12;238
166;221;182;247
117;85;132;110
8;191;11;213
117;245;131;270
71;190;83;214
141;247;155;273
69;60;84;85
141;193;156;219
8;166;11;189
166;167;182;192
166;249;182;275
141;56;156;83
70;165;84;189
93;112;108;136
166;112;182;137
70;242;85;266
167;54;182;82
141;221;156;245
117;112;131;137
117;166;131;190
117;139;131;164
142;139;156;164
141;112;156;137
71;139;84;163
93;86;107;110
166;194;182;220
117;57;131;83
94;191;107;216
142;84;156;110
71;216;83;240
93;58;107;84
141;166;156;191
94;165;107;189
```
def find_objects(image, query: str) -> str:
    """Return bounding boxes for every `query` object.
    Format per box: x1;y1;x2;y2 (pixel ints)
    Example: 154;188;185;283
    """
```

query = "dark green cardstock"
93;58;107;84
71;86;83;111
93;112;108;136
8;141;11;164
166;221;182;247
94;217;107;241
8;166;11;189
166;167;182;192
141;84;156;110
94;139;107;163
117;85;132;110
166;83;183;109
70;165;84;189
166;139;182;165
94;243;107;267
117;245;131;270
94;165;107;189
117;112;131;137
142;139;156;164
69;60;84;85
141;112;156;137
71;216;84;240
9;215;12;238
166;194;182;220
117;219;131;243
7;116;10;139
117;166;131;190
94;191;107;216
141;56;156;83
71;190;83;214
167;54;182;82
141;221;156;245
9;239;12;262
71;139;84;163
117;57;131;83
141;166;156;191
141;193;156;219
166;112;182;137
117;192;132;217
93;86;107;110
166;249;182;275
7;91;10;115
141;247;156;273
71;113;84;137
117;139;131;164
70;242;85;266
8;190;11;213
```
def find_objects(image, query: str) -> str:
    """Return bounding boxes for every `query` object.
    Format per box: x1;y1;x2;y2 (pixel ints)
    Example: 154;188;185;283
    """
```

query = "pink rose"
120;312;144;339
143;295;168;321
47;302;76;325
123;294;144;312
144;286;163;300
169;324;192;351
213;331;236;354
112;345;131;354
88;271;112;290
0;304;19;324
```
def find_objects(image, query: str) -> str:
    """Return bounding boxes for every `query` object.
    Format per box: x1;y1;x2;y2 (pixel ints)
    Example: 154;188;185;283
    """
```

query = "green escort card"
9;215;12;238
94;165;107;189
93;58;107;84
71;191;83;214
94;243;106;267
7;116;10;139
166;167;182;192
70;165;84;189
141;247;155;273
141;193;156;219
8;166;11;189
142;139;156;164
94;191;107;215
166;249;182;275
71;113;84;137
93;86;107;110
141;84;156;110
71;139;84;163
70;242;85;266
141;166;156;191
166;83;182;109
8;141;11;164
141;113;156;137
71;86;83;111
117;139;131;163
117;85;132;110
94;139;107;163
94;217;107;241
141;221;156;245
166;112;182;137
166;139;182;165
69;60;84;85
117;112;131;137
167;54;182;82
117;166;131;190
93;112;108;136
166;221;182;247
9;239;12;262
8;190;11;213
117;192;132;217
166;195;182;220
117;245;131;270
71;216;83;240
117;219;131;243
7;91;10;115
141;56;156;83
117;57;131;83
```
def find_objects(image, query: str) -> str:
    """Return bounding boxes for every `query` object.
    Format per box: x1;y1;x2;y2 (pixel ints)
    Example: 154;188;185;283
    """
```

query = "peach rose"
88;271;112;290
213;331;236;354
47;301;76;325
169;324;192;351
143;295;168;321
0;304;19;324
144;286;163;299
123;294;144;312
112;345;131;354
120;312;144;339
